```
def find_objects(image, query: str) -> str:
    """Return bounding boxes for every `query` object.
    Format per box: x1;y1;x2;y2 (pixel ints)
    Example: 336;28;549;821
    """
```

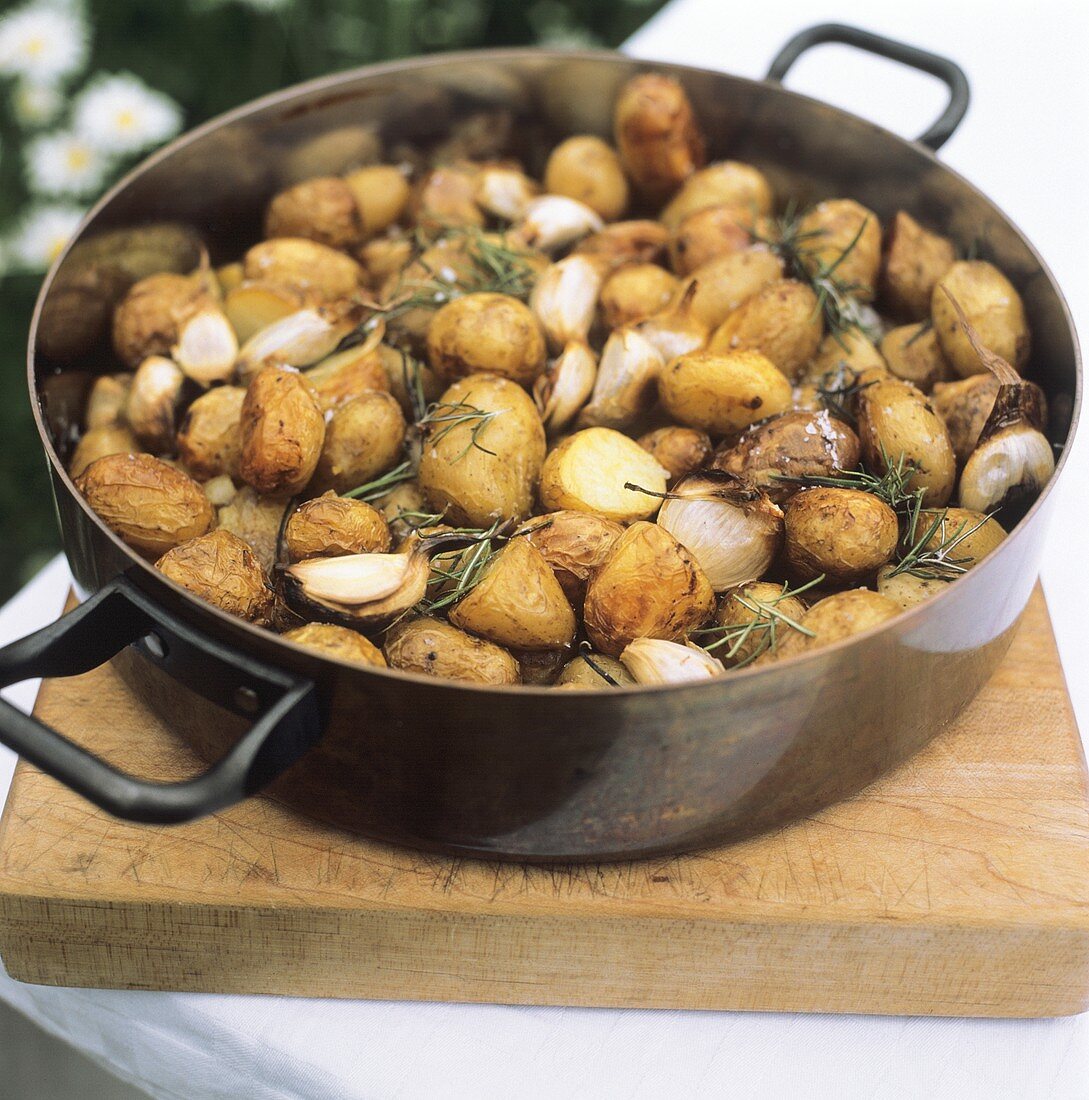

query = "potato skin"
76;452;214;557
715;581;809;667
574;219;669;268
880;323;951;393
660;161;773;229
708;279;822;380
783;487;899;583
881;210;955;320
306;344;390;412
668;204;753;275
772;588;900;660
712;410;861;503
285;492;391;560
556;652;635;688
427;292;547;387
932;260;1030;376
264;177;362;250
283;622;387;667
857;377;956;507
521;510;624;607
803;329;886;382
910;506;1006;567
798;199;882;301
637;426;712;483
613;73;705;202
111;272;208;369
676;249;784;329
177;385;246;480
156;528;274;624
544;135;629;221
315;390;406;494
930;373;1000;466
384;618;520;685
243;237;363;302
217;486;287;573
599;264;678;329
70;425;138;478
583;521;715;656
239;366;326;496
876;566;948;609
658;350;792;435
419;374;545;526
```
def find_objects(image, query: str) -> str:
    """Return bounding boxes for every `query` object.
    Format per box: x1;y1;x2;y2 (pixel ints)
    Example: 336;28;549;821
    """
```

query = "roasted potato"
583;521;715;656
637;425;712;483
343;164;411;238
556;652;635;688
315;390;406;494
880;323;952;392
176;385;245;480
932;260;1030;376
69;425;139;478
305;342;390;412
111;272;209;369
76;452;214;557
658;350;792;435
668;204;753;275
283;622;387;667
660;161;773;229
798;199;882;301
264;177;363;250
156;528;274;624
520;510;624;607
881;210;955;320
238;366;326;496
908;506;1006;567
85;373;131;430
714;581;809;667
599;263;678;329
543;135;629;221
285;492;392;560
783;487;899;583
930;373;1001;466
412;165;485;231
384;618;520;685
772;588;900;660
875;566;950;610
242;237;363;302
574;219;669;268
802;329;886;382
217;485;289;573
675;248;784;329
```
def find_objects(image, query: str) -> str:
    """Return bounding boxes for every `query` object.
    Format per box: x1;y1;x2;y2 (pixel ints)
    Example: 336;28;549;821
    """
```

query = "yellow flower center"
115;108;136;131
66;145;91;172
23;35;46;58
47;235;68;262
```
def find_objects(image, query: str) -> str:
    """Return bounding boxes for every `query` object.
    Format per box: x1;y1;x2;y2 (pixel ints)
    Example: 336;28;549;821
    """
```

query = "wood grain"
0;586;1087;1016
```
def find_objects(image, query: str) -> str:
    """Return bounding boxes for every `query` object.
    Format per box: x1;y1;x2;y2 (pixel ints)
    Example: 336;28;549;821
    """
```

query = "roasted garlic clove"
534;340;597;435
620;638;723;684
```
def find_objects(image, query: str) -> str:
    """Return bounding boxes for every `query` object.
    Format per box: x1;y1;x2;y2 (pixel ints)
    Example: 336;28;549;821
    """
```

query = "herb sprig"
419;397;500;461
341;460;415;502
887;502;993;581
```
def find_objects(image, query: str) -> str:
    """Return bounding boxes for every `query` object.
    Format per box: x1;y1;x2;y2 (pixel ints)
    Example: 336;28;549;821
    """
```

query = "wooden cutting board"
0;585;1087;1017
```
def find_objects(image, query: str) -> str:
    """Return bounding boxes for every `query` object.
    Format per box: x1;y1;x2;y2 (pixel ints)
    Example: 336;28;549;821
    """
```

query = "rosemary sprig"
904;318;934;348
814;363;875;426
421;518;505;613
419;397;500;461
771;447;924;516
887;502;992;581
692;575;824;667
341;460;416;502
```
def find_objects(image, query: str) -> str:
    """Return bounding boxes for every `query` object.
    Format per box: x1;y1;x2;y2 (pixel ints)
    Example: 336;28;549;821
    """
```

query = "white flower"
0;3;88;82
9;203;84;271
26;129;110;196
11;79;65;128
73;72;182;156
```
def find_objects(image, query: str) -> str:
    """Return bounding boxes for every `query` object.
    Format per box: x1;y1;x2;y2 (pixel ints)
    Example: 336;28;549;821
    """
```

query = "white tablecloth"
3;3;1089;1096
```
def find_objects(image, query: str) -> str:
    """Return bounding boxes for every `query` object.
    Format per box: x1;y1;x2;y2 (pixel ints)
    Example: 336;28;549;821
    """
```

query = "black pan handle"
0;574;320;824
766;23;970;151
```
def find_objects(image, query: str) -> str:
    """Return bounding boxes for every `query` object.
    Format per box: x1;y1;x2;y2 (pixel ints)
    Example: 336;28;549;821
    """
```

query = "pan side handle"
0;575;320;824
766;23;970;151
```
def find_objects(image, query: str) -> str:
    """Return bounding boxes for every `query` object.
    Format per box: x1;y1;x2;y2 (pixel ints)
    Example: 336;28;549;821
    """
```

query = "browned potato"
932;260;1030;376
224;281;304;343
426;292;546;387
798;199;882;301
239;366;326;496
658;350;792;435
715;581;809;667
156;528;274;624
384;618;520;685
112;272;209;368
574;219;669;268
264;177;362;250
419;374;545;526
448;537;576;651
85;374;131;430
772;588;900;659
876;565;950;610
712;410;861;503
76;452;214;557
675;249;784;329
176;385;245;480
660;161;773;229
343;164;411;238
520;510;624;607
857;377;956;507
315;390;406;494
802;329;886;382
543;135;629;221
359;235;414;288
285;492;391;560
556;652;635;688
583;521;715;656
242;237;363;302
412;165;484;231
69;425;139;478
881;210;955;320
930;373;1001;466
708;279;822;380
668;204;753;275
305;343;391;412
599;263;678;329
880;323;952;393
613;73;705;202
908;506;1006;567
217;485;287;573
783;487;899;583
539;427;668;523
637;426;712;483
283;622;387;667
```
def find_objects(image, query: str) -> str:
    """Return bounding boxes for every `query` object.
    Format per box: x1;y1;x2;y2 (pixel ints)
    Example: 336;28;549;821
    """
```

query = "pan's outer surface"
27;48;1081;860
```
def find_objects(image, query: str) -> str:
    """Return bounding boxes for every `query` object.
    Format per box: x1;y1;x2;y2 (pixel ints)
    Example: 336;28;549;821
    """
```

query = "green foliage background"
0;0;665;601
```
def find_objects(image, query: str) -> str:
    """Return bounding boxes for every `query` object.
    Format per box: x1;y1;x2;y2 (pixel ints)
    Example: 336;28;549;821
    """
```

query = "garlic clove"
286;552;411;605
475;166;539;222
173;307;239;385
236;307;357;384
577;326;663;430
126;355;185;452
656;471;783;591
633;281;710;360
620;638;723;684
201;473;238;508
529;254;606;352
958;425;1056;513
534;340;598;434
517;195;604;252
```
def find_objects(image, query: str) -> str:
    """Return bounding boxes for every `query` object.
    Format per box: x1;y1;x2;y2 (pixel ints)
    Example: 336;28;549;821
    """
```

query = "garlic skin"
959;426;1056;513
534;341;598;434
657;472;784;591
236;307;356;383
620;638;723;684
475;166;538;222
173;307;239;385
517;195;604;252
126;355;185;452
633;283;709;360
577;326;664;430
529;254;605;352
